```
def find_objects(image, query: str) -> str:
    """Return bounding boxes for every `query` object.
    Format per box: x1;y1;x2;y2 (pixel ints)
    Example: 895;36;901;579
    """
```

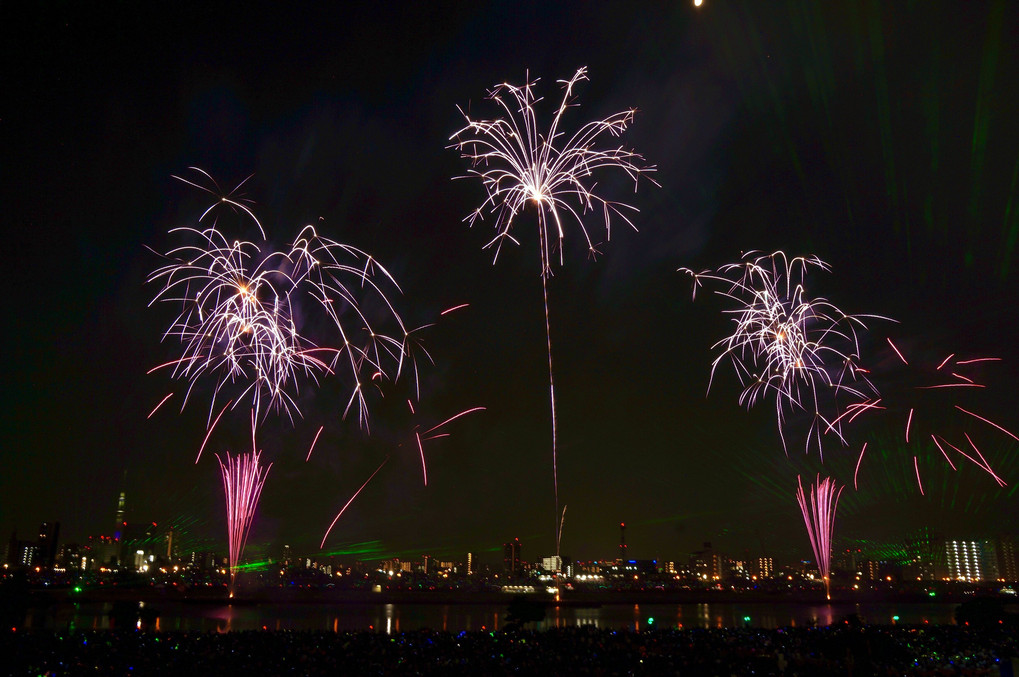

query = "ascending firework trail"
450;67;657;564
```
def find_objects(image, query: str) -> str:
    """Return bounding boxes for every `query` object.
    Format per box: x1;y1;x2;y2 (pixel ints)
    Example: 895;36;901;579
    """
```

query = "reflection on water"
30;600;959;633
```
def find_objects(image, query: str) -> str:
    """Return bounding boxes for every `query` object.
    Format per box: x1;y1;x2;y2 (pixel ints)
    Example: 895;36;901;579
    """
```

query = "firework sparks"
451;67;656;554
320;456;390;549
305;425;325;462
852;339;1013;490
795;474;842;601
682;251;884;455
148;224;330;425
410;404;486;486
217;432;272;598
147;393;174;419
196;399;232;464
148;170;413;434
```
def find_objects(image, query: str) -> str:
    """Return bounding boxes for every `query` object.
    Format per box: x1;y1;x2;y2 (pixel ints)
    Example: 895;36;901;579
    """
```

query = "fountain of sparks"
795;474;842;601
217;430;272;598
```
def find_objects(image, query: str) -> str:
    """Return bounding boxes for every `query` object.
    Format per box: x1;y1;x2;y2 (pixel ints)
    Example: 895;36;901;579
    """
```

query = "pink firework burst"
846;337;1014;492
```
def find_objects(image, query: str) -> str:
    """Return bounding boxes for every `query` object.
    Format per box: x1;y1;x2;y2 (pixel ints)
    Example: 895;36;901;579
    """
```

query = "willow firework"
682;251;882;456
148;169;413;434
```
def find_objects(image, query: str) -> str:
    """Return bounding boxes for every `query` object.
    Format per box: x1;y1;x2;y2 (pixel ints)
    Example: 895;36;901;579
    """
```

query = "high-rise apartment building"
945;540;998;582
503;538;521;576
37;522;59;567
619;523;627;562
904;527;943;580
995;536;1017;582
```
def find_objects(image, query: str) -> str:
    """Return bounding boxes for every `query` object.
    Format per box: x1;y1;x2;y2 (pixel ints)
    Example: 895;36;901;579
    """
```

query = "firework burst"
844;337;1015;492
148;170;413;435
451;67;657;553
449;66;657;270
682;251;884;456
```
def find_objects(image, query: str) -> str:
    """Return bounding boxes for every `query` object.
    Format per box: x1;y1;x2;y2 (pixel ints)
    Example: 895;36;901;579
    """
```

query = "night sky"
4;1;1018;567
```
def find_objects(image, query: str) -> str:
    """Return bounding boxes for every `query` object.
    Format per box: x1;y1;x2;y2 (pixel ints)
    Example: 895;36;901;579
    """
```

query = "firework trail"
845;337;1014;492
147;393;174;419
681;251;885;456
795;474;842;601
305;425;325;462
450;67;657;553
148;169;413;435
216;424;272;598
406;402;486;486
320;456;390;548
287;223;415;429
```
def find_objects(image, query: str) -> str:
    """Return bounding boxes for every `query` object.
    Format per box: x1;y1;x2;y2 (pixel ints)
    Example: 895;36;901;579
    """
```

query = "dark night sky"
3;1;1018;567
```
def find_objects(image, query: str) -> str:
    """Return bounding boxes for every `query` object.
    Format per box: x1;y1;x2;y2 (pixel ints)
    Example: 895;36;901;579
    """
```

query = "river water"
30;600;960;633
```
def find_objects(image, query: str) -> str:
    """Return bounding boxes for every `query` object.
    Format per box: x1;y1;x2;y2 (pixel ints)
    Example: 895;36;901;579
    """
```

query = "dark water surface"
29;600;959;633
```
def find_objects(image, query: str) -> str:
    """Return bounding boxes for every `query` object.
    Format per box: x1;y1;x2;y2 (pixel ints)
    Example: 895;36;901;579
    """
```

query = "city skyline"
3;2;1018;563
6;493;1017;575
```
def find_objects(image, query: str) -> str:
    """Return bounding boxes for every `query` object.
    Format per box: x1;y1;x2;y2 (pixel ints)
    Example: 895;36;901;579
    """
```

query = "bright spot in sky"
694;0;703;6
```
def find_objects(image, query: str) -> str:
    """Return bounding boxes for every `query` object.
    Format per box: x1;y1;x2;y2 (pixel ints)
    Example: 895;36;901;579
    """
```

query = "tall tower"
114;491;126;540
166;526;175;560
503;538;521;576
111;490;126;566
619;522;627;562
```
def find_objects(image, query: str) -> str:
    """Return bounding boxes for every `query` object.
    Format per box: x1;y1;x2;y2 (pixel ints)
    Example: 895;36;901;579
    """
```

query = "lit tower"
619;522;627;562
166;526;175;560
114;491;126;539
112;490;126;565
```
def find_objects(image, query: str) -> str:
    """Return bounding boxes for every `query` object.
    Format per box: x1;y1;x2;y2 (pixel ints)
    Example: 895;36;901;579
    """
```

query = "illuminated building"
904;527;943;580
121;521;160;567
110;490;126;565
503;538;521;576
37;522;59;567
945;540;998;582
618;522;626;562
16;541;39;567
165;526;175;560
690;542;722;580
996;536;1017;582
541;555;562;573
467;552;473;575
